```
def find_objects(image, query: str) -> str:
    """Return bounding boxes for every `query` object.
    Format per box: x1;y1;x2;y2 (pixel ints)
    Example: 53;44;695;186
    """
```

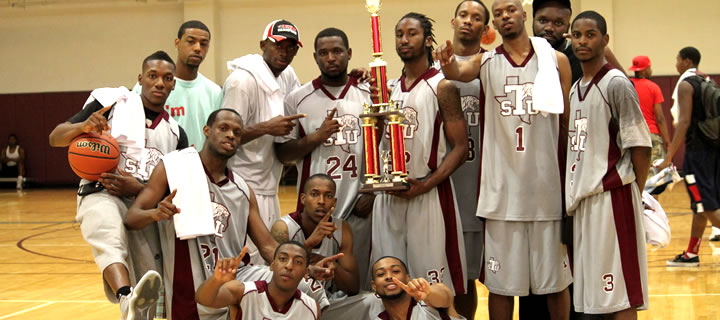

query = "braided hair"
398;12;436;67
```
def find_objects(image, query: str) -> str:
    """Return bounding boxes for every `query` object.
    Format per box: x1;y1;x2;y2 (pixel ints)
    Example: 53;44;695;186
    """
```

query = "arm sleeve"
221;70;256;125
608;76;652;150
177;127;189;150
68;100;107;123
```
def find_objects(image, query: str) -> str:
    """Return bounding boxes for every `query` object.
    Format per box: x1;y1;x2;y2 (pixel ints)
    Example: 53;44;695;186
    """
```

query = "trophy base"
359;181;409;193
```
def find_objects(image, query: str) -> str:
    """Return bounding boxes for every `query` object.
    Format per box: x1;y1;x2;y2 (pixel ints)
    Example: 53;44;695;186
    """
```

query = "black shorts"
0;165;19;178
683;149;720;213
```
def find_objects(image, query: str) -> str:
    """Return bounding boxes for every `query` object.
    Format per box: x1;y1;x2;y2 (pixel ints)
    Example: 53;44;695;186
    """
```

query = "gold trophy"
359;0;409;193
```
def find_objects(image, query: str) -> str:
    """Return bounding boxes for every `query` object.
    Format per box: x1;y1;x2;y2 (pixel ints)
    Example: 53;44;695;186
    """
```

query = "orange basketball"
481;27;497;45
68;131;120;181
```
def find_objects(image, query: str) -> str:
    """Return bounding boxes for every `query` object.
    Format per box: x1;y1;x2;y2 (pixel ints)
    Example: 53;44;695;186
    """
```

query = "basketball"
68;131;120;181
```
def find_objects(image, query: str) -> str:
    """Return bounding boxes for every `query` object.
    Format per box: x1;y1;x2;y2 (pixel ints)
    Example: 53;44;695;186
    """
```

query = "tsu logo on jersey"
210;191;231;237
495;76;538;124
121;147;164;180
462;95;481;128
384;105;420;140
569;109;588;161
487;257;501;274
324;113;360;153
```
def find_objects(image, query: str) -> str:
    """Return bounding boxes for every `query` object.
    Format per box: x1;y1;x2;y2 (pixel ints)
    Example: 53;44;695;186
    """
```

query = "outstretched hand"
391;277;431;301
212;246;248;283
308;252;344;281
432;40;455;67
151;189;181;221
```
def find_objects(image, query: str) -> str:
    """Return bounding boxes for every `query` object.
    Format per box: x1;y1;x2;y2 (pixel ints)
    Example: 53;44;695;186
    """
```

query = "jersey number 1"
515;126;526;152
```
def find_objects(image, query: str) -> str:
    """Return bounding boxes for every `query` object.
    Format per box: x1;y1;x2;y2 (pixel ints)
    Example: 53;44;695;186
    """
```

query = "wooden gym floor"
0;184;717;319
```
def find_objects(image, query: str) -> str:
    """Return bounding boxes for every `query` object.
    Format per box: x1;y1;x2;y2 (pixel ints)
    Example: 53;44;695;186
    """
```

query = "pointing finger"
326;108;338;120
285;113;307;121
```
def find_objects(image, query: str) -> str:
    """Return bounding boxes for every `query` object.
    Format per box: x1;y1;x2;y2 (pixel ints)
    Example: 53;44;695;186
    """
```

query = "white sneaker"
119;292;131;320
127;270;162;320
710;226;720;241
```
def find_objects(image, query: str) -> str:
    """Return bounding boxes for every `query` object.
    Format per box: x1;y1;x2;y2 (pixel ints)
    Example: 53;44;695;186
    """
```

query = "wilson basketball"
68;132;120;181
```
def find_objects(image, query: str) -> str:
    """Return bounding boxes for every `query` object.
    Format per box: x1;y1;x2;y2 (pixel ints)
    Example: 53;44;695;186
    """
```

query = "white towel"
163;148;216;240
227;54;285;117
642;191;671;248
670;68;697;125
83;87;146;161
530;37;564;114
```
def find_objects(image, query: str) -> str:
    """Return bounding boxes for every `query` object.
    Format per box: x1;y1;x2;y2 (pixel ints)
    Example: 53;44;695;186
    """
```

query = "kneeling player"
271;173;359;299
195;241;320;319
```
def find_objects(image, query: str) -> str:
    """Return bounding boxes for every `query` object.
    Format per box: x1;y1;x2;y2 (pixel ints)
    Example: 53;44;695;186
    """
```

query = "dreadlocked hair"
399;12;436;68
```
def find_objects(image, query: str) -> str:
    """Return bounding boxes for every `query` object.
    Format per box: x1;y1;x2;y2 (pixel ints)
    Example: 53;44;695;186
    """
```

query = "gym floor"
0;184;717;319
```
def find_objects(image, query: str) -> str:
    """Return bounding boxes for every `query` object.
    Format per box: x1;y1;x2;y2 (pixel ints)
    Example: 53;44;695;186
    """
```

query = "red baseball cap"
628;55;651;71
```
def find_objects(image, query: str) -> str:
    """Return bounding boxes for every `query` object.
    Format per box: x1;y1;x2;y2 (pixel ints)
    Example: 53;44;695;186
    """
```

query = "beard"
320;66;348;81
378;290;406;301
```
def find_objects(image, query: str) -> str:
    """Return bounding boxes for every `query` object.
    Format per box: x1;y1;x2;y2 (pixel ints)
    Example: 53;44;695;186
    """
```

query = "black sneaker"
666;251;700;267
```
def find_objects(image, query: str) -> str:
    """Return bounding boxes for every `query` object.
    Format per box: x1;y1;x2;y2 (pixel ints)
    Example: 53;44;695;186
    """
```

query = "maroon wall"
648;74;720;169
0;91;90;185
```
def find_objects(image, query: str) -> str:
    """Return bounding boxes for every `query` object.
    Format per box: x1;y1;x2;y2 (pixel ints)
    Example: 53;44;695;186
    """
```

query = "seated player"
271;173;359;298
127;109;336;319
0;134;25;190
371;256;460;320
195;241;321;319
48;51;188;319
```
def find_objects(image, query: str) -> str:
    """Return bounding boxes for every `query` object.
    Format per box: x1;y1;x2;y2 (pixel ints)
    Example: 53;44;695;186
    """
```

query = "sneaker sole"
128;270;162;320
666;261;700;267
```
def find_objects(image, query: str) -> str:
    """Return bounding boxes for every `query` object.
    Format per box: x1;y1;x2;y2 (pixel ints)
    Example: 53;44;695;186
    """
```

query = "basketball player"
133;20;222;150
371;256;457;320
127;109;337;319
371;12;468;296
271;173;359;297
221;19;306;265
48;51;189;319
435;0;573;318
273;27;374;289
532;0;625;83
435;1;489;317
195;241;321;319
567;11;651;317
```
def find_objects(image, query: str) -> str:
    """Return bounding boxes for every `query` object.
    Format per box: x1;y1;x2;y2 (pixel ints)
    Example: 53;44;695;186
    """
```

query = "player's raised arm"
275;108;338;165
126;161;174;229
195;248;248;309
433;40;483;83
246;187;279;262
49;105;112;147
391;277;453;309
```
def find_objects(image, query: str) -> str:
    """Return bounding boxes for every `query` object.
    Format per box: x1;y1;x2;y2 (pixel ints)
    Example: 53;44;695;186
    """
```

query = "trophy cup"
359;0;409;193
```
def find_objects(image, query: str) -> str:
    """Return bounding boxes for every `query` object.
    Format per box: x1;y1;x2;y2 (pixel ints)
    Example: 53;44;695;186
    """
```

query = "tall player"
436;0;573;318
196;241;321;319
48;51;188;319
133;20;222;150
436;1;489;318
222;19;306;265
371;12;468;296
274;27;374;289
127;109;336;319
271;173;359;298
567;11;651;318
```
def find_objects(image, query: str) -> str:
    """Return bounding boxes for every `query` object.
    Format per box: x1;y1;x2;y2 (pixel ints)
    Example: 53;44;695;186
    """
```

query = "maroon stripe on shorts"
437;179;465;294
478;218;486;283
609;184;644;307
173;238;200;320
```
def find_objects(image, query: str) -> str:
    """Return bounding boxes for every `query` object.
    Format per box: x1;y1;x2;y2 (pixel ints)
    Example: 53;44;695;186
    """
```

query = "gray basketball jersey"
566;65;652;212
159;166;252;320
476;45;563;221
437;52;485;232
281;76;372;219
235;281;318;320
386;68;447;179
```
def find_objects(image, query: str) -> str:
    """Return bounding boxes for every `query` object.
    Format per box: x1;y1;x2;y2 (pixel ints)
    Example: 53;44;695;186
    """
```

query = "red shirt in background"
630;78;664;134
